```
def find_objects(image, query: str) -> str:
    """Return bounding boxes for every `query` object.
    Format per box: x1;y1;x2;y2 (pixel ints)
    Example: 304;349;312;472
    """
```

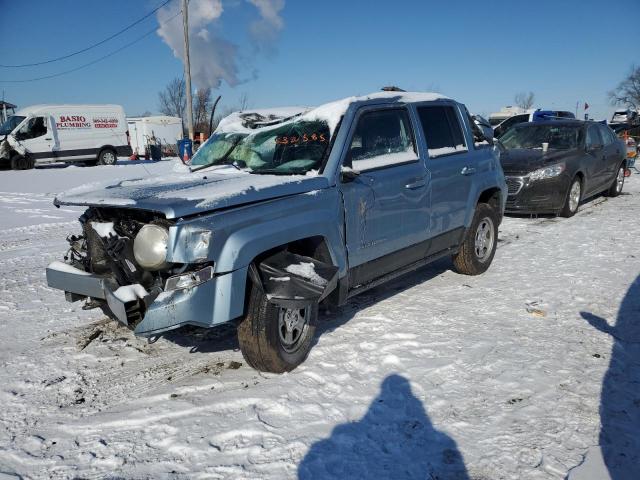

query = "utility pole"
182;0;194;141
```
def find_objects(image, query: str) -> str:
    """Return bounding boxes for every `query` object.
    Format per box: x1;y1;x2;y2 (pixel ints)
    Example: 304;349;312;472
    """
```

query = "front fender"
169;188;347;275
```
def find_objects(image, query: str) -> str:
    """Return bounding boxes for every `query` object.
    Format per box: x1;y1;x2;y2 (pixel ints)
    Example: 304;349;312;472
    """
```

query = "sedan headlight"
133;224;169;270
529;163;566;182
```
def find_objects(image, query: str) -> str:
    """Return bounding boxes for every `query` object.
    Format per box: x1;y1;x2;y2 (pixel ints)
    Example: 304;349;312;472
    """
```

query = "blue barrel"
177;139;193;162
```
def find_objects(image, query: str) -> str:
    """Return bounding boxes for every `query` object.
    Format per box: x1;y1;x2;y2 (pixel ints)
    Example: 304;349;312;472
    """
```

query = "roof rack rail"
381;86;406;92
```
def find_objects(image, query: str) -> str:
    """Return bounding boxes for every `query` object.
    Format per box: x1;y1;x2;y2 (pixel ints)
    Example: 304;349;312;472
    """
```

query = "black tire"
97;149;117;166
10;154;35;170
452;203;499;276
604;163;625;197
237;284;317;373
559;176;582;217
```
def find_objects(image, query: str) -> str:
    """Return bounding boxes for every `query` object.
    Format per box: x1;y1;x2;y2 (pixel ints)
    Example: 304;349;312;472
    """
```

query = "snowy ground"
0;159;639;480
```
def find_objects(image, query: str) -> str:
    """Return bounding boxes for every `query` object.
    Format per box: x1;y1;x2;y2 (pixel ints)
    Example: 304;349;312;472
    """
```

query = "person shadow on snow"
298;374;470;480
579;274;640;480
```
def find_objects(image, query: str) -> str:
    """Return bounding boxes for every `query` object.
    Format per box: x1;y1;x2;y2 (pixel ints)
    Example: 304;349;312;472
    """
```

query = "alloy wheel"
474;217;495;263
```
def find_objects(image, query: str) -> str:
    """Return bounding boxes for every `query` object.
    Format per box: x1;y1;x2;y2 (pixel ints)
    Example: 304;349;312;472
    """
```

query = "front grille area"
505;176;524;196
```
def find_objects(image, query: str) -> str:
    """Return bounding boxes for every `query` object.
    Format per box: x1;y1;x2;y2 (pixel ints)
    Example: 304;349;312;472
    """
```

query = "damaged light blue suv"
47;90;507;373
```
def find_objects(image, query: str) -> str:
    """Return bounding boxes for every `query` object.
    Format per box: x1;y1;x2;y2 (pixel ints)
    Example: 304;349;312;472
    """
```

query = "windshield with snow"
0;115;25;136
191;120;332;175
501;124;581;150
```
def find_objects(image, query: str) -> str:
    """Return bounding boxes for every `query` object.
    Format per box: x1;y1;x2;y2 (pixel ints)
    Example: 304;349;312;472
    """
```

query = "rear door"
598;124;623;181
416;104;473;244
583;124;608;195
340;105;430;278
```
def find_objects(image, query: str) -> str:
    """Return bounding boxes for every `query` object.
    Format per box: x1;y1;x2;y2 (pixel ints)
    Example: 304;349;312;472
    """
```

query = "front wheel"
604;164;625;197
560;177;582;217
10;154;35;170
452;203;499;276
237;284;317;373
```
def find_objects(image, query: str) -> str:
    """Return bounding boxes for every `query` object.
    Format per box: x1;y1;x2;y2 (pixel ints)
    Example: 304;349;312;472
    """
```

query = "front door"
16;115;55;161
340;106;430;280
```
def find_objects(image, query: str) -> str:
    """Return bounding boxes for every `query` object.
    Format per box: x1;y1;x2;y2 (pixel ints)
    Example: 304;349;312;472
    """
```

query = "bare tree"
514;91;535;110
193;87;212;133
158;77;186;118
609;65;640;111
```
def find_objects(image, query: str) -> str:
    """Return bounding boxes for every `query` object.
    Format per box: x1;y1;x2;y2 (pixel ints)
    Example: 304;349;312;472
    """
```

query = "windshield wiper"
191;137;242;172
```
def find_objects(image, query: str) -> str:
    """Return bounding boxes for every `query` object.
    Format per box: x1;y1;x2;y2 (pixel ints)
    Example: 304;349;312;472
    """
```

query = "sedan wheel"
560;177;581;217
606;165;625;197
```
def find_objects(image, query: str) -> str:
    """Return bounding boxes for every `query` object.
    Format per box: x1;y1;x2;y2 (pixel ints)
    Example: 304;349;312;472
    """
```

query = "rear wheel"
97;149;117;166
560;177;581;217
237;284;317;373
452;203;499;276
605;164;625;197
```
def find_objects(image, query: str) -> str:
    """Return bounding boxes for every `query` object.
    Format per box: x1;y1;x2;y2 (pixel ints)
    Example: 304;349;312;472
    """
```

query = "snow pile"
47;260;91;276
112;284;148;303
352;150;417;171
285;262;327;286
90;221;116;238
428;144;468;157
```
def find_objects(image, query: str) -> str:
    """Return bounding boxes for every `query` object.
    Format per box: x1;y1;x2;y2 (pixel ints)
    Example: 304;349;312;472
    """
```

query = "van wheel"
452;203;498;276
97;149;117;166
237;284;317;373
10;154;35;170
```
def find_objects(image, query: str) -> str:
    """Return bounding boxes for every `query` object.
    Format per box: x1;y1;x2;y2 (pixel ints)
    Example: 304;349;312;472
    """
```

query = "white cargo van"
0;104;131;169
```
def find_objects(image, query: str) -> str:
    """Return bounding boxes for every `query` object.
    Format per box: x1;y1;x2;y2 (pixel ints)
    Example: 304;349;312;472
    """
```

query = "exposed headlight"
133;224;169;270
529;163;566;181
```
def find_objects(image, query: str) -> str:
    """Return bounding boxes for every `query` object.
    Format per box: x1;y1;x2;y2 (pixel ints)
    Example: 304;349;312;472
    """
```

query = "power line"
0;0;174;68
0;11;181;83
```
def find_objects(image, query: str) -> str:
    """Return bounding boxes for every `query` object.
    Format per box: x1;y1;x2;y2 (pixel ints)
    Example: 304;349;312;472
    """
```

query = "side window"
18;116;47;140
598;125;614;145
347;108;417;171
586;125;602;148
417;105;467;157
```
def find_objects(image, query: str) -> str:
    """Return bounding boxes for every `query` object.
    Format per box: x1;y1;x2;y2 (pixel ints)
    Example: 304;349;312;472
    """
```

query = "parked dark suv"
500;120;626;216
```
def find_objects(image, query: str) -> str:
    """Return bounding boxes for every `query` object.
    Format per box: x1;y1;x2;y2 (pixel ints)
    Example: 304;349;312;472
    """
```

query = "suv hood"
54;166;329;218
500;148;572;175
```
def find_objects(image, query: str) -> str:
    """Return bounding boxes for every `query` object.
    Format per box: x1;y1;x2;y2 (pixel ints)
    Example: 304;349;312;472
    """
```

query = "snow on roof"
15;104;125;116
216;91;449;136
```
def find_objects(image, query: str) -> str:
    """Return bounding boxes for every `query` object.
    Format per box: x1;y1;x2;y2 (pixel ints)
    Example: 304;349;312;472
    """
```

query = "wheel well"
243;236;335;312
97;146;117;158
477;187;501;209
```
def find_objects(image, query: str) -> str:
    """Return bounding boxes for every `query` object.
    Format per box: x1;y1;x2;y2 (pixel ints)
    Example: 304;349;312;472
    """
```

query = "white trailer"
126;116;182;158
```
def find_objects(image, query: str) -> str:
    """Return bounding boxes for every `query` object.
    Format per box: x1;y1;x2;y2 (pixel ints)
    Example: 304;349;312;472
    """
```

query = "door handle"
405;178;426;189
461;166;476;175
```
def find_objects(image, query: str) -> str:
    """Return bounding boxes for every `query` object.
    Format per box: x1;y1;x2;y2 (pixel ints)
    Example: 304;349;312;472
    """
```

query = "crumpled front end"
45;207;246;336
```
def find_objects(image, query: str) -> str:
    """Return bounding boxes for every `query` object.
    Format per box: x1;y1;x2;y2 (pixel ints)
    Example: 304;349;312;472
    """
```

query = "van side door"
339;105;430;286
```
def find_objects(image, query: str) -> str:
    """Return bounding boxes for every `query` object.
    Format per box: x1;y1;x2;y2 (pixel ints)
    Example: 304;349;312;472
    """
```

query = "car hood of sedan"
54;166;328;219
500;148;573;175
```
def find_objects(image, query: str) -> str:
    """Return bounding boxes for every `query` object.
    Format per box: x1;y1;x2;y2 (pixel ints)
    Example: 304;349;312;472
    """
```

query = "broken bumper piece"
45;261;247;337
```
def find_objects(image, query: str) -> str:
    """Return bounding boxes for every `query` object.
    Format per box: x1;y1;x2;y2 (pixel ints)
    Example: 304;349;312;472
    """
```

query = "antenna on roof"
381;86;406;92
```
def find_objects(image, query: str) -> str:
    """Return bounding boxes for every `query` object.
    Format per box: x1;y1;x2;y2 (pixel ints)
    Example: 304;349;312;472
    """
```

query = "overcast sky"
1;0;638;121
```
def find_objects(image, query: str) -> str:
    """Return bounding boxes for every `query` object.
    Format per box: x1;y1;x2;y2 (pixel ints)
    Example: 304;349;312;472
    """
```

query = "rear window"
417;106;467;157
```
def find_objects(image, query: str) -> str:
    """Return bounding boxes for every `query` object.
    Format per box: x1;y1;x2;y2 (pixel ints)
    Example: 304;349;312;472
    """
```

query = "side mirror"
340;167;360;182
